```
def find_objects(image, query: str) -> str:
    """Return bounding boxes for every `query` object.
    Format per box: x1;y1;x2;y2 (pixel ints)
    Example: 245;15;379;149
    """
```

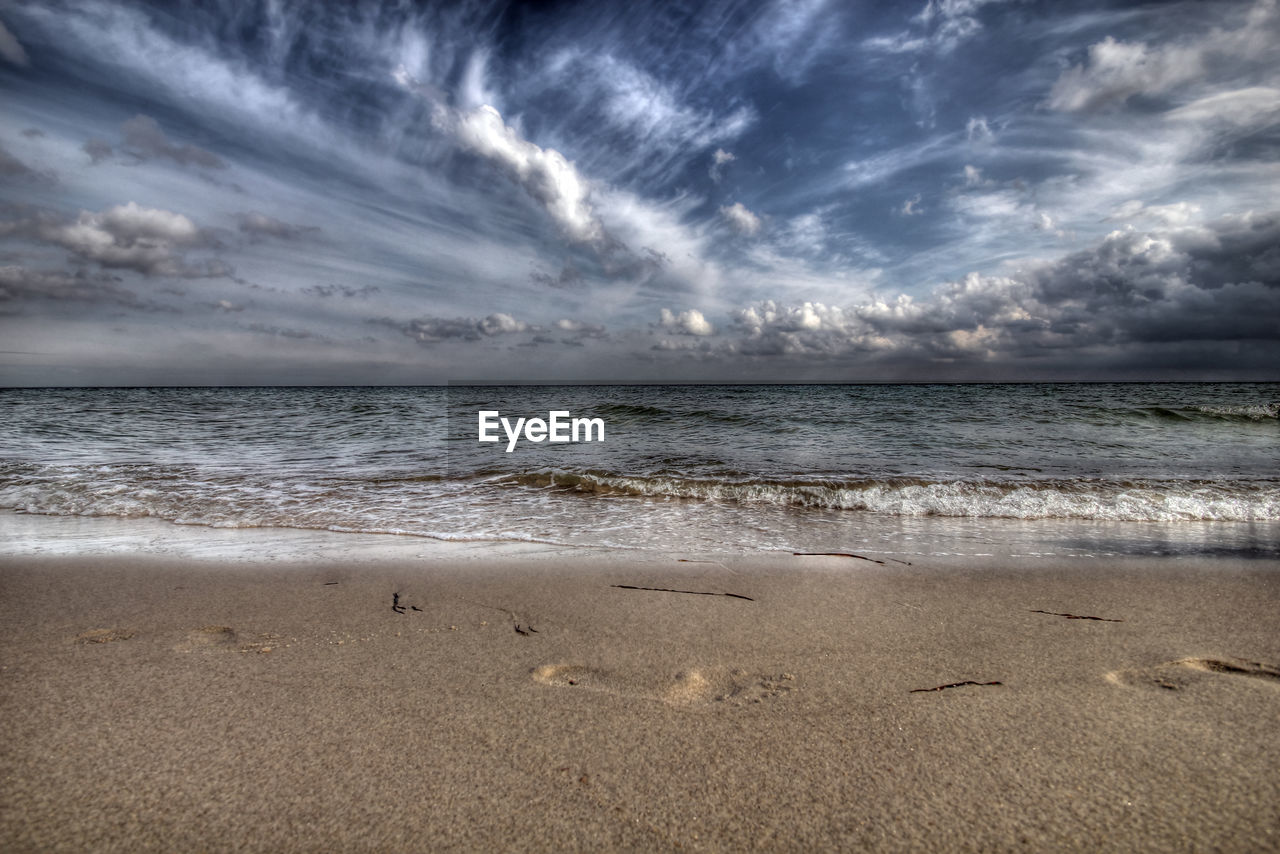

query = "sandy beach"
2;548;1277;852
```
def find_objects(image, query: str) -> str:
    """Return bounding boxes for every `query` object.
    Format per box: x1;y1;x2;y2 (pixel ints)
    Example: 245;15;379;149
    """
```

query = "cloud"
733;0;838;83
449;104;602;244
658;308;714;336
584;55;754;159
236;211;317;241
915;0;1004;52
13;1;324;152
245;322;316;340
1032;212;1066;237
0;146;55;186
722;211;1280;363
0;18;28;66
555;318;606;337
1048;37;1202;112
650;336;717;354
0;202;228;278
866;0;1007;56
949;184;1067;240
1107;200;1202;226
1164;86;1280;126
81;139;114;165
0;265;142;306
593;187;713;287
458;49;500;113
965;116;993;143
0;146;37;179
710;148;735;182
576;54;752;155
730;300;894;356
302;284;380;299
376;312;531;344
1047;2;1279;112
121;115;227;169
479;312;527;335
719;202;761;235
530;264;584;290
842;135;953;190
4;0;1277;382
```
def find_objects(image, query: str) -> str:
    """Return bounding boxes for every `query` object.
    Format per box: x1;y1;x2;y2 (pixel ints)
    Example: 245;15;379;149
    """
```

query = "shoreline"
2;548;1278;851
5;509;1278;566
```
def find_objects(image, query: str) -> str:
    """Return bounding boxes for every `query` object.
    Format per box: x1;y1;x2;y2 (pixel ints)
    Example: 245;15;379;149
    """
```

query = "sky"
1;0;1278;385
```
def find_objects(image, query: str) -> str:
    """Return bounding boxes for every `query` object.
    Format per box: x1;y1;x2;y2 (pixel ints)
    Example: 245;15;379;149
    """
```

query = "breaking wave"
1117;403;1279;423
501;470;1280;522
4;461;1277;532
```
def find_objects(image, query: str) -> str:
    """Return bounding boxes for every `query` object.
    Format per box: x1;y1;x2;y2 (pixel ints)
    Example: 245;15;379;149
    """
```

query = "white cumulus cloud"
0;202;226;278
659;308;715;336
719;202;761;235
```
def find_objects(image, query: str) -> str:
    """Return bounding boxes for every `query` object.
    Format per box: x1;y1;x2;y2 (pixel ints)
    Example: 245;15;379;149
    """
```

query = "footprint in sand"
531;664;795;708
175;625;239;653
171;626;279;655
1106;657;1280;692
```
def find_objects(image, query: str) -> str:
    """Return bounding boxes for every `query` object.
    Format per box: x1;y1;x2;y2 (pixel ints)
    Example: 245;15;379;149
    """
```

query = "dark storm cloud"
721;212;1280;366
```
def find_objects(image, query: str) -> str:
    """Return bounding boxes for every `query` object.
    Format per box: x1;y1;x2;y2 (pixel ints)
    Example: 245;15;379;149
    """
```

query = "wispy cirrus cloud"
0;0;1276;383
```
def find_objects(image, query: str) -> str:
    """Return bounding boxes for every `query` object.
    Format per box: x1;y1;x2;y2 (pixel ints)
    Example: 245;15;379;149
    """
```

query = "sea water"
1;384;1277;559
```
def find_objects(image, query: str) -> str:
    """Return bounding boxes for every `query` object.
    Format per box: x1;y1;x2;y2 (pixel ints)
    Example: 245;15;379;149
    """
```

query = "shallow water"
2;383;1277;558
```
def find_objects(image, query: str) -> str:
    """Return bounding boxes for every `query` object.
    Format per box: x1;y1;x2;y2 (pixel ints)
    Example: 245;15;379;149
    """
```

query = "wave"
2;460;1278;533
1115;403;1279;423
498;470;1280;522
1192;403;1279;421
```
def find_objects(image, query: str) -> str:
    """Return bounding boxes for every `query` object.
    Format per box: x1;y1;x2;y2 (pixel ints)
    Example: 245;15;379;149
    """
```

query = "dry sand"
1;550;1278;852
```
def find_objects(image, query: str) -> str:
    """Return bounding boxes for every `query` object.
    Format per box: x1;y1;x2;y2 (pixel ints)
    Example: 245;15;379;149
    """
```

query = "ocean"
1;383;1277;559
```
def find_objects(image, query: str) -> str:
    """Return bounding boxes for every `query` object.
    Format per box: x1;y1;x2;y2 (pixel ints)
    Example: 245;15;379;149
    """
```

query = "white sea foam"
3;461;1276;530
508;470;1280;522
1193;403;1279;420
3;384;1278;557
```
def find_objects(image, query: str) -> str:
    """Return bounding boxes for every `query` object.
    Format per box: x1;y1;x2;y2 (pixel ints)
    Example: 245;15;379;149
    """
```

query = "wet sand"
2;550;1278;852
